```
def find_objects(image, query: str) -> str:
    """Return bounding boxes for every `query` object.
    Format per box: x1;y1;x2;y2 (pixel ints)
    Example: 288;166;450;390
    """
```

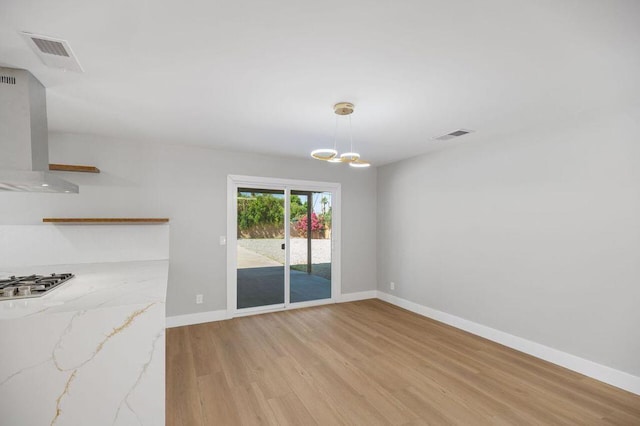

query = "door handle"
281;243;285;250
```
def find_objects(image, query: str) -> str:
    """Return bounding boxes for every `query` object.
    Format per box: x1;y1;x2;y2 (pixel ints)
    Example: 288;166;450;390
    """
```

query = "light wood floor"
166;300;640;425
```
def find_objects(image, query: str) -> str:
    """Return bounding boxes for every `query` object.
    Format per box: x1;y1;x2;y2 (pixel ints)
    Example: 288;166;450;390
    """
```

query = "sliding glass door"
229;176;340;316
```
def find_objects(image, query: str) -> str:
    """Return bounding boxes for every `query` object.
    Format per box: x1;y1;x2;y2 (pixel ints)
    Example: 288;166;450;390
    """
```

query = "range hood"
0;67;78;193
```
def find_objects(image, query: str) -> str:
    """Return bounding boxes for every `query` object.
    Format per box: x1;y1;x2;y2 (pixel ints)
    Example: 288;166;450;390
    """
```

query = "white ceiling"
1;0;639;166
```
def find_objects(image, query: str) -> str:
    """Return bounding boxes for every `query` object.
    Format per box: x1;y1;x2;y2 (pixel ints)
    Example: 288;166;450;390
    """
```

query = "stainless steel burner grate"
0;273;75;300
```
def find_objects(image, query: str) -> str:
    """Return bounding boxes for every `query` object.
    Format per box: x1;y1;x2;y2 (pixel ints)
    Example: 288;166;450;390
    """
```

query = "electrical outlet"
390;282;395;290
196;294;204;304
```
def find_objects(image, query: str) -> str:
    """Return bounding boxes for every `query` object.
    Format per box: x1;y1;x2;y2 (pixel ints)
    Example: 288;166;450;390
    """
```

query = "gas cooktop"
0;273;75;300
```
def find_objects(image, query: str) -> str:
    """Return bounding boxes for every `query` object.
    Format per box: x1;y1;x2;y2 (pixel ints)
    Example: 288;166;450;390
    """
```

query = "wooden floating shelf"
43;218;169;224
49;163;101;173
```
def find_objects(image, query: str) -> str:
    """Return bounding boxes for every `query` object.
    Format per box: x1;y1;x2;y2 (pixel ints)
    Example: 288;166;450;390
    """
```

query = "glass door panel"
289;191;332;303
236;188;285;309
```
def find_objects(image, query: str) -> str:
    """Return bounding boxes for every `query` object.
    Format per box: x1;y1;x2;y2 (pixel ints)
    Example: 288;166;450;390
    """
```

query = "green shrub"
237;194;284;230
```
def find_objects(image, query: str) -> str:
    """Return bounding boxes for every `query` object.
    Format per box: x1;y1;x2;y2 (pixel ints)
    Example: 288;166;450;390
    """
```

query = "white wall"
0;133;377;316
377;107;640;377
0;224;169;267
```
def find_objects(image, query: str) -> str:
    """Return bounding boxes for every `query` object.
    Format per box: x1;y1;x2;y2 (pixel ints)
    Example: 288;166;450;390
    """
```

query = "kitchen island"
0;260;168;426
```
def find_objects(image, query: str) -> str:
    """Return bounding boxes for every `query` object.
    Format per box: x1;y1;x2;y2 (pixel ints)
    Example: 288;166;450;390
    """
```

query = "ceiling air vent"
32;38;70;57
19;32;83;73
434;129;474;141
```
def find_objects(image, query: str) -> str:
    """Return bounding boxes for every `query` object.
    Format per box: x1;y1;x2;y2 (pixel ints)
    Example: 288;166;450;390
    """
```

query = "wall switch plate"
390;282;395;290
219;236;227;245
196;294;204;304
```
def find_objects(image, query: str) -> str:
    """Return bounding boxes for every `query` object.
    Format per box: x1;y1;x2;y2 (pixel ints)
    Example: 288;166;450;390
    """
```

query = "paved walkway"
237;246;281;269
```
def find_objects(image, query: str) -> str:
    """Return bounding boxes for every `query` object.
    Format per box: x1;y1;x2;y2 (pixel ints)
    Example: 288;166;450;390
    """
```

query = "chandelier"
311;102;370;168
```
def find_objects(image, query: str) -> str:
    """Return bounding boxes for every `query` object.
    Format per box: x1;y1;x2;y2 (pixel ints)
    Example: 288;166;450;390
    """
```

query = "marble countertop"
0;260;168;425
0;260;169;320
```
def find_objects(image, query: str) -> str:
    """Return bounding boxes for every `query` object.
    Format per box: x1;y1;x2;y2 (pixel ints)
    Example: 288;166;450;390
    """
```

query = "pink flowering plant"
295;213;325;237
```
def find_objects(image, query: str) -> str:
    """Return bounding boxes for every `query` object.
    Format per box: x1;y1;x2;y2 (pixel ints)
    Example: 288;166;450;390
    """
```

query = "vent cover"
0;75;16;85
32;38;70;57
19;32;83;72
434;129;474;141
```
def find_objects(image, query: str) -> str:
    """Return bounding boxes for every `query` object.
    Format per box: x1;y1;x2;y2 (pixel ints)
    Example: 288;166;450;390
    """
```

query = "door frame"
226;174;341;318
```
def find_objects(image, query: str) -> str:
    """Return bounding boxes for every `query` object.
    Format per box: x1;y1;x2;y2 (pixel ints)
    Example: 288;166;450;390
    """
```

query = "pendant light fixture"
311;102;370;168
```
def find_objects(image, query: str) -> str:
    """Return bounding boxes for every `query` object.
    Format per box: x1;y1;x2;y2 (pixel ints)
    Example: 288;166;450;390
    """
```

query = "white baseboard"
376;291;640;396
338;290;378;303
166;290;377;327
166;309;228;328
